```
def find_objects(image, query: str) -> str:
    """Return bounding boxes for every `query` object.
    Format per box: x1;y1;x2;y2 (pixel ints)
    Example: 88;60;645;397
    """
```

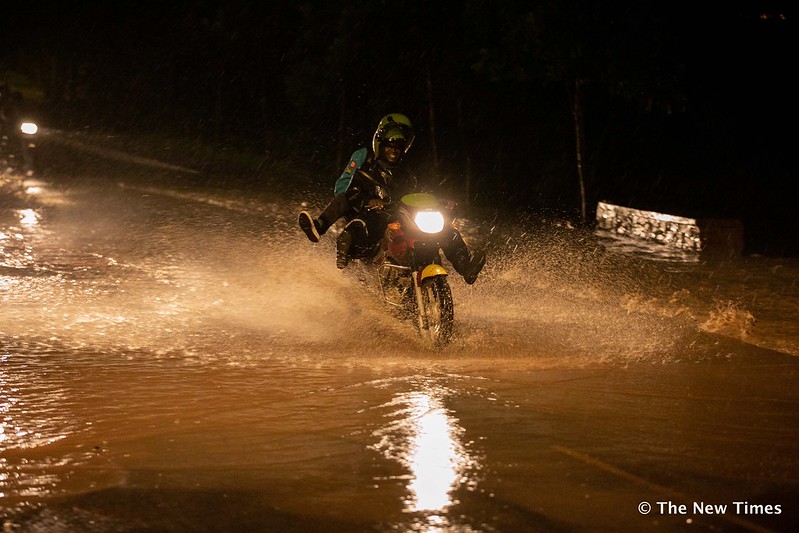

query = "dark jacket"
333;148;418;216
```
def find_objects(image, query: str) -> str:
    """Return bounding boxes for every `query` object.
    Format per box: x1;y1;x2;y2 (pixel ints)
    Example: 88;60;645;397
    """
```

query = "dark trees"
472;0;683;221
4;0;793;237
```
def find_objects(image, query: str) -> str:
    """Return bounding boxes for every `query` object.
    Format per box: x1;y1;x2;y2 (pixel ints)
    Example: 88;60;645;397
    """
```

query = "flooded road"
2;148;798;531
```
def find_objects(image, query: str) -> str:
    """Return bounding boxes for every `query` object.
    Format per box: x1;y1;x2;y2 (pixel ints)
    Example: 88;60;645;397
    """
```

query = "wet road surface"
1;146;798;531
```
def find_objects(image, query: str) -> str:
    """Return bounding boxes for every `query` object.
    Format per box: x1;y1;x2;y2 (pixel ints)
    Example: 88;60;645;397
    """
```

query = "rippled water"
2;169;798;531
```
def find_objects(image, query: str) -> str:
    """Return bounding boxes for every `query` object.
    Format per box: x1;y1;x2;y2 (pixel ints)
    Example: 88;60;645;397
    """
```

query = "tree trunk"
337;84;347;170
572;78;588;223
425;58;440;177
457;97;471;205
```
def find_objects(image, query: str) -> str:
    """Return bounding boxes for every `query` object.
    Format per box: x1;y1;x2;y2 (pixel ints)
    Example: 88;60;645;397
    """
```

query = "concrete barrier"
596;201;744;257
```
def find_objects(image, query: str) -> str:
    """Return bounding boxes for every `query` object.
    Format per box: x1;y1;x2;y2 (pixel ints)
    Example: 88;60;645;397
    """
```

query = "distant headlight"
414;210;445;234
20;122;38;135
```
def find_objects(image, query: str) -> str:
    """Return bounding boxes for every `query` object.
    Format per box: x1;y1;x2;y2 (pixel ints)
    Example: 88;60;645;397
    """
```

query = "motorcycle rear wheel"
420;275;454;347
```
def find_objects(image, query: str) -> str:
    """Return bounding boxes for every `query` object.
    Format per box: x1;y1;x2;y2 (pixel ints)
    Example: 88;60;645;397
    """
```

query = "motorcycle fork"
411;270;427;333
408;247;444;334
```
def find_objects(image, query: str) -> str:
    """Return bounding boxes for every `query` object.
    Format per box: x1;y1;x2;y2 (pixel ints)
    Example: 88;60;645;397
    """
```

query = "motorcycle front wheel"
420;275;454;347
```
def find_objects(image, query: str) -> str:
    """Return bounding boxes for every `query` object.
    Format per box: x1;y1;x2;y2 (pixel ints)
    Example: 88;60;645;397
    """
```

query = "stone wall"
596;201;743;257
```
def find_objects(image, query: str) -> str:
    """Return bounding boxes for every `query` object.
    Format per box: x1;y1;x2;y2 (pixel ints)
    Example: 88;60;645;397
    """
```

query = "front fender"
419;264;447;282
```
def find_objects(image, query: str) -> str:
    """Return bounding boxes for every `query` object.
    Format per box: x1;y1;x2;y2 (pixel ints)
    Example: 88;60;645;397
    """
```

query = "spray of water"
2;179;763;372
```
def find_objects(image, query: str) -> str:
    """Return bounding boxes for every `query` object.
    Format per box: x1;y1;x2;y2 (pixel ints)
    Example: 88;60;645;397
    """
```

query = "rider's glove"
366;198;386;210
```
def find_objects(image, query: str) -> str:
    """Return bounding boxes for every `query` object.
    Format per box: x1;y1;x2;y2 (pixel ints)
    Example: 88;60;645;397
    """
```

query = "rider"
298;113;486;284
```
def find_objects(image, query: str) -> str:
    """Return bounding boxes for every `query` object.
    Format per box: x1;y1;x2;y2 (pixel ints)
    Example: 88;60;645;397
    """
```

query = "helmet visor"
382;128;407;149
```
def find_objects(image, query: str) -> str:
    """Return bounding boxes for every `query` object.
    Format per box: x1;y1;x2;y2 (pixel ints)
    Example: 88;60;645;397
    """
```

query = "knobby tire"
421;275;454;347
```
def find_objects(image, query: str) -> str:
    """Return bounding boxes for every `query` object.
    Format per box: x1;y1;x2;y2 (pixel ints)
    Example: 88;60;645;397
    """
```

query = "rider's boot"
298;211;323;243
337;219;367;269
336;231;351;269
452;248;486;285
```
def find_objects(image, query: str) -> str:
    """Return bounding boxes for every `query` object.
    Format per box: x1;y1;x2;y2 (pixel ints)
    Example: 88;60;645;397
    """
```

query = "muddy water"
2;174;798;531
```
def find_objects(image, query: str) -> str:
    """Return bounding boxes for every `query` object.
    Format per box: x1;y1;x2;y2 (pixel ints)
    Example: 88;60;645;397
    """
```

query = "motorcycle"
347;191;456;347
1;118;38;177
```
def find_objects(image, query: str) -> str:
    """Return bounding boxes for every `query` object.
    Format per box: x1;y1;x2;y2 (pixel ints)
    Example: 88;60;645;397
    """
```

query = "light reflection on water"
0;354;72;452
18;208;40;227
2;172;799;530
371;383;477;531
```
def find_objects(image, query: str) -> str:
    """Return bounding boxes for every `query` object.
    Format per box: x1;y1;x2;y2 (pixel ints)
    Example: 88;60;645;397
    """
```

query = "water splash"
701;300;756;340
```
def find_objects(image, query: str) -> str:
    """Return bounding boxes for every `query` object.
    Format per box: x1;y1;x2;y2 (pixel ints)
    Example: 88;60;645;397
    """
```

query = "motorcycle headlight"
414;210;445;234
20;122;38;135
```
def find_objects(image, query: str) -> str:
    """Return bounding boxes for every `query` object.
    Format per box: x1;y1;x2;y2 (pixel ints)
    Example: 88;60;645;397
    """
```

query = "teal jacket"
333;147;370;196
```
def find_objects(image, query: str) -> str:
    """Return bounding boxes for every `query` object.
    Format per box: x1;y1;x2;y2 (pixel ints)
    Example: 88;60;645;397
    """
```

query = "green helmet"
372;113;415;158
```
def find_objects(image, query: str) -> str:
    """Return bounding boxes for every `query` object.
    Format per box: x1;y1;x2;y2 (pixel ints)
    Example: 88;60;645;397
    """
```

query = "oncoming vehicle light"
20;122;38;135
414;210;445;234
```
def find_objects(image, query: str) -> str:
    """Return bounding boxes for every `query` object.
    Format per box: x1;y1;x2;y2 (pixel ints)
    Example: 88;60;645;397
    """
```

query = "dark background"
2;0;796;254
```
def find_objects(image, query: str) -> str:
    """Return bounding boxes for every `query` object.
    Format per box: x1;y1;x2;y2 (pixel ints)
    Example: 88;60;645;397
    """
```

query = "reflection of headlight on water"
18;209;40;226
371;385;476;523
23;178;46;196
20;122;38;135
414;211;445;234
405;392;462;512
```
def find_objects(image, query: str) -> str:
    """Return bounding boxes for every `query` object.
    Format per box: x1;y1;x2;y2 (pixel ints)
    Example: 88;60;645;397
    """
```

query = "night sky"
2;0;796;254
